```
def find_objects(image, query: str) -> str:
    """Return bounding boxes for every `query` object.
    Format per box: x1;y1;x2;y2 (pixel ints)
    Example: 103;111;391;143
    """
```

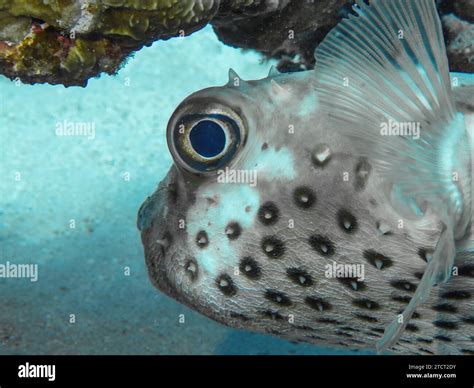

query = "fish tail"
314;0;470;352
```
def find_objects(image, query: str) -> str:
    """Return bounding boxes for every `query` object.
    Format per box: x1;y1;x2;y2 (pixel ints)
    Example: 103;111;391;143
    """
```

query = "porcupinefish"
138;0;473;354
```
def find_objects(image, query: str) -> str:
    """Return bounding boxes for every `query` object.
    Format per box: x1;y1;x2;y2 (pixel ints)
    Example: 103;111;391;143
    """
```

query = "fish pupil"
189;120;226;158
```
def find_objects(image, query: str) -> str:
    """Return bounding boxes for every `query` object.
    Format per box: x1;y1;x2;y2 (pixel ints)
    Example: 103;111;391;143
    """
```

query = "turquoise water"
0;26;367;355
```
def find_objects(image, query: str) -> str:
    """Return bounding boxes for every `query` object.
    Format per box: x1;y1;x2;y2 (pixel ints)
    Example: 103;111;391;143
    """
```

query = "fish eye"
189;120;226;158
167;105;246;174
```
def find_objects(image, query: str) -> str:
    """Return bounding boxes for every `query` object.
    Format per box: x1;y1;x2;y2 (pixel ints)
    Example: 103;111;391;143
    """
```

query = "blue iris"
189;120;226;158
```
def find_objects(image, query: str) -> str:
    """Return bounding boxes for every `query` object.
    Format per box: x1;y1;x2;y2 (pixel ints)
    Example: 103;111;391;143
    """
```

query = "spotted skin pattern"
138;68;473;354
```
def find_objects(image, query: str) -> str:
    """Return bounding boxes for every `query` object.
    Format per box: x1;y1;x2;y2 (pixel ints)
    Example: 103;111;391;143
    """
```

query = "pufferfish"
138;0;473;354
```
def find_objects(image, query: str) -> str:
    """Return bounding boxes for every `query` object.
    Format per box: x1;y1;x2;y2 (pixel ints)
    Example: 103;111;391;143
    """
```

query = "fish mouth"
137;173;175;233
138;168;179;295
138;168;200;306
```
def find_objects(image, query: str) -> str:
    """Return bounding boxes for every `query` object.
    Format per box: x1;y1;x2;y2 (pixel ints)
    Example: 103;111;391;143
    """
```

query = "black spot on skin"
352;298;380;310
417;338;433;344
293;186;316;209
355;314;378;323
462;317;474;325
265;290;292;306
225;222;242;240
261;142;268;150
434;335;452;342
375;221;392;236
196;230;209;248
406;323;419;332
418;348;435;355
317;318;340;324
206;197;217;206
261;310;284;321
341;326;356;332
363;250;393;270
432;303;458;313
459;264;474;277
239;257;262;280
417;248;433;262
441;290;471;299
216;274;237;296
305;296;332;311
337;331;353;338
354;158;372;191
392;295;411;304
230;312;250;322
295;325;316;332
184;258;198;281
433;320;458;330
390;280;417;292
396;309;420;320
414;272;424;280
337;209;358;233
258;202;280;226
338;277;367;291
370;328;383;334
287;268;313;287
308;234;335;256
261;236;285;258
311;143;332;167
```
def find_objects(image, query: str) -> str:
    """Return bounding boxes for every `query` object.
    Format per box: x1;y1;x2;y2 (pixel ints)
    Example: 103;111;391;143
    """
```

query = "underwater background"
0;26;374;355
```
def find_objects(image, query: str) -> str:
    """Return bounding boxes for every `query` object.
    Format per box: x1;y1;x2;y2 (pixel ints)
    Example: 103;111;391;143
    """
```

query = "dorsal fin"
315;0;469;353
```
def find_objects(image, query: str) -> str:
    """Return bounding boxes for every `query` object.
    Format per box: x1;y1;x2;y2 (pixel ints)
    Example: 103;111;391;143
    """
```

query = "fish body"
138;0;473;354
